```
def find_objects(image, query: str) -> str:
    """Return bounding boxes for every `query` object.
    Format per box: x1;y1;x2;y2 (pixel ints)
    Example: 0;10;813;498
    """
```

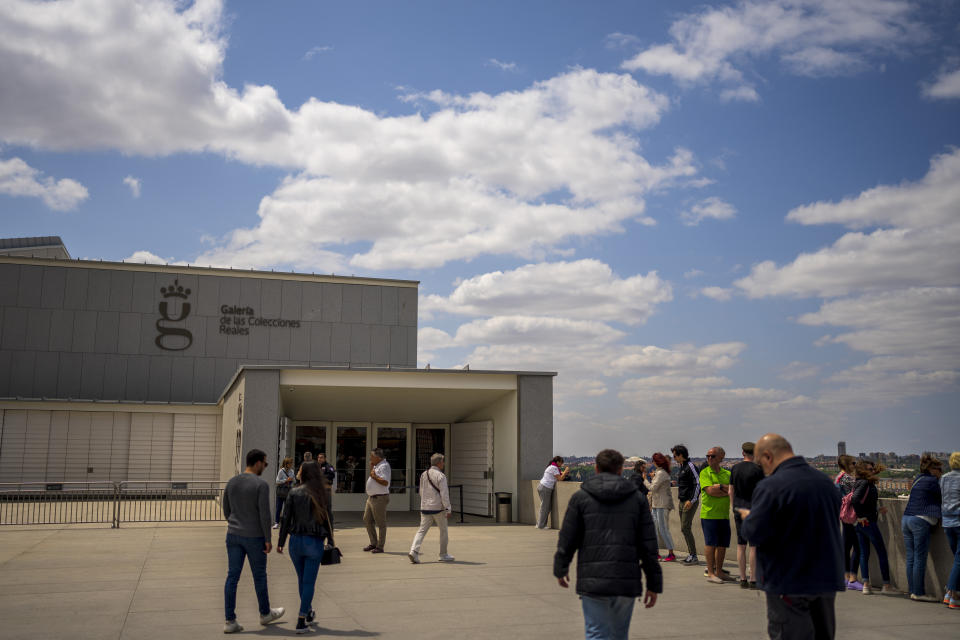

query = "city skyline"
0;1;957;456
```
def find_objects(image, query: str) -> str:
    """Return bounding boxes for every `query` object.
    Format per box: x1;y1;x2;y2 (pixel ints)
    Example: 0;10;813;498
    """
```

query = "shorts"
733;510;747;546
701;518;731;547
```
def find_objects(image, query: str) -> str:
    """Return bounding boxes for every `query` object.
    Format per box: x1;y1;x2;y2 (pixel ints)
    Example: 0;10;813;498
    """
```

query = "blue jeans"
275;496;286;524
289;535;324;617
901;515;932;595
225;534;270;621
946;526;960;592
855;521;890;583
580;594;634;640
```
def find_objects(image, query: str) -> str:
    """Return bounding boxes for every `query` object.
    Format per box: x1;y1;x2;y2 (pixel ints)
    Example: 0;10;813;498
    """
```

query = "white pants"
410;512;449;556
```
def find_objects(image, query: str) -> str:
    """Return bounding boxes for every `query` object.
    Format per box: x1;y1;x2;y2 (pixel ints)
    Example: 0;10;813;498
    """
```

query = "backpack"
839;482;867;524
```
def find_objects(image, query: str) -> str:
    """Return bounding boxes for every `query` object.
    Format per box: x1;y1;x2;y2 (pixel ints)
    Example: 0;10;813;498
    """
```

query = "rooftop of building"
0;516;952;639
0;251;419;288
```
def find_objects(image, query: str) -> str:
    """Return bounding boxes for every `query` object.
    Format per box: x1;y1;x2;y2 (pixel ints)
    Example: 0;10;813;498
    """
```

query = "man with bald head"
739;434;844;640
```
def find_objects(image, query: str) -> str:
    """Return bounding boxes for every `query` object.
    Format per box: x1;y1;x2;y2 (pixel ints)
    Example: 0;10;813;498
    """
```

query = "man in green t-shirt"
700;447;734;583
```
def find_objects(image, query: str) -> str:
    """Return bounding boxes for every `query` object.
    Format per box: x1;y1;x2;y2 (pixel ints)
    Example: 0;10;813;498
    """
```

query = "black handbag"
320;510;342;565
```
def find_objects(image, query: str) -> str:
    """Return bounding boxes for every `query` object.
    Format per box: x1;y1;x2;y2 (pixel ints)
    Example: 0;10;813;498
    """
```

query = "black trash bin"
495;491;512;523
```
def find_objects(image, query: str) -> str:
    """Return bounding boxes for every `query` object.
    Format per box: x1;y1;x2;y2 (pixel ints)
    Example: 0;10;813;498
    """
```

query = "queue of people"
221;442;958;638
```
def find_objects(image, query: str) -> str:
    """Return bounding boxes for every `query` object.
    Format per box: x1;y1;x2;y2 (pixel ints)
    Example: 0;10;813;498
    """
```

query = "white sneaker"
910;594;938;602
260;607;285;625
272;523;279;529
224;619;243;633
408;551;420;564
439;554;455;562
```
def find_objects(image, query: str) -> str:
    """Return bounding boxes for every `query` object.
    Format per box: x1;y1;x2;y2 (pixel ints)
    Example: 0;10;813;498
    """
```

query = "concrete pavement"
0;516;956;639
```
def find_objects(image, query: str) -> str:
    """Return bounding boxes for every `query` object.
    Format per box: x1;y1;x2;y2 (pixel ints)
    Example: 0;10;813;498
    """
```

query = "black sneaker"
683;555;698;565
296;618;309;634
740;579;749;589
306;609;315;623
749;581;758;590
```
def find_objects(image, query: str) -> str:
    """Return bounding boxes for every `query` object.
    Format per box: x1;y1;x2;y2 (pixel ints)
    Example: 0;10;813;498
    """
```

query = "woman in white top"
536;456;570;529
644;452;676;561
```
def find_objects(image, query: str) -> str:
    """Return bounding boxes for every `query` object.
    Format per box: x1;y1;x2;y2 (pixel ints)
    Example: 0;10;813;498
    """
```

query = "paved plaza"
0;516;956;639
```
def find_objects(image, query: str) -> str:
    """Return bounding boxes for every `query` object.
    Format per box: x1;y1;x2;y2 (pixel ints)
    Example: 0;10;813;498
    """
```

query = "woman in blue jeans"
901;454;943;602
277;461;332;634
852;460;898;595
941;452;960;609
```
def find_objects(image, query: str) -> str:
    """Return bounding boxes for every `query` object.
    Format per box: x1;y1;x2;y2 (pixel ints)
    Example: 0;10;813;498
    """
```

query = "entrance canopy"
219;366;554;522
277;369;517;423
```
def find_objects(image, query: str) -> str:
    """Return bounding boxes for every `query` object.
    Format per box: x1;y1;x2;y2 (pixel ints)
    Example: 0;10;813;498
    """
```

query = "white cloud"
621;0;925;98
123;175;141;198
0;0;292;156
700;286;732;301
487;58;517;72
194;69;696;270
922;64;960;99
683;268;704;279
681;196;736;226
606;342;745;376
779;361;820;380
736;149;960;298
719;86;760;102
123;250;177;264
734;149;960;409
0;1;708;272
605;32;641;49
421;260;672;325
303;45;333;60
0;156;88;211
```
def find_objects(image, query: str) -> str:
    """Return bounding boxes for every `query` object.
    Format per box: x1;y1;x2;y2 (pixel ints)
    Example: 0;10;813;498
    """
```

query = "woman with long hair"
852;460;898;595
902;454;943;602
835;454;862;590
645;452;676;562
536;456;569;529
274;457;295;528
277;461;331;634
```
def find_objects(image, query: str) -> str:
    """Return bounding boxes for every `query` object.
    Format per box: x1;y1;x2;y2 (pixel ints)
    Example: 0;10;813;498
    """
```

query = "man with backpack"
408;453;455;564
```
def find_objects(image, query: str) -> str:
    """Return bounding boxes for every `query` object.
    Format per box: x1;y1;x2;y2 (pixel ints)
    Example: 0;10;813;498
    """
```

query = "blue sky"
1;0;958;457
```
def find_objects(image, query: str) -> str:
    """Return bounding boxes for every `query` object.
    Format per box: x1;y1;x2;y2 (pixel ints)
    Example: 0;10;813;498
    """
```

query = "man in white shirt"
363;448;391;553
409;453;455;564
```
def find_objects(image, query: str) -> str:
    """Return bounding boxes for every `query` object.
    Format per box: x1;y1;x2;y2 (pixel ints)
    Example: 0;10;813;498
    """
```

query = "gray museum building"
0;237;554;522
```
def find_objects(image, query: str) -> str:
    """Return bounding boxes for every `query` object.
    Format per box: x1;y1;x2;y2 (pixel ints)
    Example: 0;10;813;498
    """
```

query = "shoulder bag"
319;508;342;565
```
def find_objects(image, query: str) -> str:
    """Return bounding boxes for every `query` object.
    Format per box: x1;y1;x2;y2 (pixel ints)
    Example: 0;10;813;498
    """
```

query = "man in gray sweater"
222;449;285;633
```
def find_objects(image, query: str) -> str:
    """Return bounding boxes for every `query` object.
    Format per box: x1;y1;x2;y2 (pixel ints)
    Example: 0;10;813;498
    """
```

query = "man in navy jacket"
739;434;844;640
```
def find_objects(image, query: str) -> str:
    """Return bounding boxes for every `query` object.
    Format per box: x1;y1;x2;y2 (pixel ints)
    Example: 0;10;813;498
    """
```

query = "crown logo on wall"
160;279;191;299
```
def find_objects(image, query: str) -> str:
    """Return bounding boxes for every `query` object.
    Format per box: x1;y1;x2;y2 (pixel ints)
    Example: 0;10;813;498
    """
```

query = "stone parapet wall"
531;480;954;597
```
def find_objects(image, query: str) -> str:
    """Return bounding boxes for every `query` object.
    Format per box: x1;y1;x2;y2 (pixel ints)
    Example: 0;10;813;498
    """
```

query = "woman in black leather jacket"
277;461;331;634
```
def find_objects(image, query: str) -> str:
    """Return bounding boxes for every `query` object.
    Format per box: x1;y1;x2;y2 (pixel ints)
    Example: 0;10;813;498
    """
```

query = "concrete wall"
236;369;281;513
0;259;417;403
538;483;955;598
516;375;553;524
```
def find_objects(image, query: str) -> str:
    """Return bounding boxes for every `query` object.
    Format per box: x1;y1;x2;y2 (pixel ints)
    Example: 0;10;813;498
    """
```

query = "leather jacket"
278;487;330;547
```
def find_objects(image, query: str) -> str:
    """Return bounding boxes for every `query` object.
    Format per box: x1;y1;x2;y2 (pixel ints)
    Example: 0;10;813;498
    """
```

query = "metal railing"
0;481;467;526
0;481;226;528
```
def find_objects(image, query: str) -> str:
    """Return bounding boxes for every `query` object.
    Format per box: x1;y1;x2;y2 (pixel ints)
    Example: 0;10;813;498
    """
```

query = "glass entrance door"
294;425;327;468
412;425;449;510
332;422;368;510
374;425;408;510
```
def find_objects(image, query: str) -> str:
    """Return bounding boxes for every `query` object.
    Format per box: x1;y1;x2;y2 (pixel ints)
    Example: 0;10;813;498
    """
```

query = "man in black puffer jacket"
554;448;662;640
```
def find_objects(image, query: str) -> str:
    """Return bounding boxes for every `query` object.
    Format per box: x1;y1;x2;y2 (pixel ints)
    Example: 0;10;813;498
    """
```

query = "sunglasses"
706;454;718;459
